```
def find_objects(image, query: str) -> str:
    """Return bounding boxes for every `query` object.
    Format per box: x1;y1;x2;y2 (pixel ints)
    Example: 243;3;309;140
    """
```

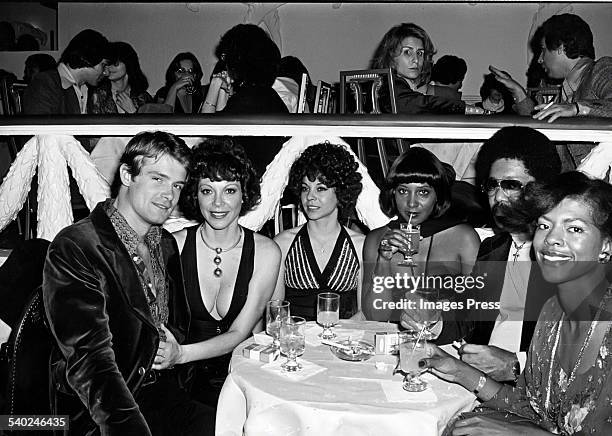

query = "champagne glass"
266;300;290;349
280;316;306;372
399;337;429;392
397;223;420;267
317;292;340;340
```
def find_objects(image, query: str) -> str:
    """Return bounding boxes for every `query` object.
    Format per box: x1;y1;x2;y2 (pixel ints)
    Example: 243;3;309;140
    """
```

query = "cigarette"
540;101;555;111
452;339;466;351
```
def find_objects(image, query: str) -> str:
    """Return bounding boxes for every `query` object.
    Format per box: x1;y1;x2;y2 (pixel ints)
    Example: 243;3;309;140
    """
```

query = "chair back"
0;78;27;116
527;85;561;105
339;68;405;177
1;287;54;417
313;80;333;114
296;73;310;114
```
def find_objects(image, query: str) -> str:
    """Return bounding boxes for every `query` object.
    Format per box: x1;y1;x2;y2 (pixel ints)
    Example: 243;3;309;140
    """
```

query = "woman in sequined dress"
422;171;612;435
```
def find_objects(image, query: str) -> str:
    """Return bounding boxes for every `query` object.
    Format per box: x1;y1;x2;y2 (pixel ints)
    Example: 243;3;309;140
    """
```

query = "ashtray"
329;340;375;361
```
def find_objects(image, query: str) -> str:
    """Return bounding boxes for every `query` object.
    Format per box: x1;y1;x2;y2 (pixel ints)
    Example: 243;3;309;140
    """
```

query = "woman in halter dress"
155;138;280;433
273;142;364;321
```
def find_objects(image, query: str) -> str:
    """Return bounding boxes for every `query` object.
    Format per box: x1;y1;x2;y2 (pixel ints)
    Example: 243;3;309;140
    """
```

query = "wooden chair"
313;80;332;114
339;68;406;177
0;78;34;240
527;85;561;105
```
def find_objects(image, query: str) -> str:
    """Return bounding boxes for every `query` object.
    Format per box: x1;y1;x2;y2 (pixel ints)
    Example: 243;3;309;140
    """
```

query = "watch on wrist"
511;359;521;381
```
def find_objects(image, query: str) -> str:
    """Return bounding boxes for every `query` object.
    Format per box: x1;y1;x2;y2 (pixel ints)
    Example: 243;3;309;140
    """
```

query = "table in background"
216;320;477;436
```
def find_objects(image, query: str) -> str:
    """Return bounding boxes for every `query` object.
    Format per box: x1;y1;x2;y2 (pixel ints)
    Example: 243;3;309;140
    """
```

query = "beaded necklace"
544;289;610;421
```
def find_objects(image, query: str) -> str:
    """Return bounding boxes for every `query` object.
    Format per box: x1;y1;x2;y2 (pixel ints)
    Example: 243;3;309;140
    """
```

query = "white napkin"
253;332;274;346
380;376;438;403
262;357;327;382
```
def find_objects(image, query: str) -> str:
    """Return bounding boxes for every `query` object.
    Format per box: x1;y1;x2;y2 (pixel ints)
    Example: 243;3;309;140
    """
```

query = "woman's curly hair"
179;137;261;221
288;143;362;220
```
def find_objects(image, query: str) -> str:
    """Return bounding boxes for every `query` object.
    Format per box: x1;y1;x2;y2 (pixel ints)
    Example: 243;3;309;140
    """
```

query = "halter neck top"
283;225;359;320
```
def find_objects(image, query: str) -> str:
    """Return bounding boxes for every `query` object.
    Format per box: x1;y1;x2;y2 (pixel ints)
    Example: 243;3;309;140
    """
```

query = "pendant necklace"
511;240;527;263
199;226;242;278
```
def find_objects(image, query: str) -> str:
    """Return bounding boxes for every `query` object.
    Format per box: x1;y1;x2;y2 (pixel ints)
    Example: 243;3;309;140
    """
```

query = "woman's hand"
169;75;194;94
452;415;550;435
152;324;184;370
532;102;578;123
420;343;473;384
115;90;137;114
378;229;410;260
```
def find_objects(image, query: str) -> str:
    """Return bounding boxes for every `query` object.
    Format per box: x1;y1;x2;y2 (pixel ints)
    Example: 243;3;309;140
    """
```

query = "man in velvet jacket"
43;131;208;435
459;127;561;382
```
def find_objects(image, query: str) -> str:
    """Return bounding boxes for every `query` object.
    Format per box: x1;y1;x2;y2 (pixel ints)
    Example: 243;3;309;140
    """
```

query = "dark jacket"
380;73;466;115
468;232;556;351
43;202;190;435
23;69;87;115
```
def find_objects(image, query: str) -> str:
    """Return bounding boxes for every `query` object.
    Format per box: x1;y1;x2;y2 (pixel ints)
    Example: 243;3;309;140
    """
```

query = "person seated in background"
371;23;473;115
462;126;561;382
202;23;287;115
155;52;205;114
423;171;612;435
157;138;280;434
23;29;110;115
202;23;289;176
475;73;514;114
273;55;312;113
23;53;56;84
361;147;479;343
43;131;208;435
425;54;467;102
490;13;612;122
15;34;39;51
273;142;364;320
90;41;152;114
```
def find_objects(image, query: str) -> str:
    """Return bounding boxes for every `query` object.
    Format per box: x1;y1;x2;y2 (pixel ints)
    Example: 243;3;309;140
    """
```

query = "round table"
216;320;476;436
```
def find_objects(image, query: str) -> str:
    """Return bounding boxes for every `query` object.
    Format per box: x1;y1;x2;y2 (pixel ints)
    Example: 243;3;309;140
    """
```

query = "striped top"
284;225;359;320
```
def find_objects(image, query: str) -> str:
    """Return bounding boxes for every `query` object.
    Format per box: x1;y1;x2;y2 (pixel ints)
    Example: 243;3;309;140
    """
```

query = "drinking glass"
397;223;420;267
317;292;340;339
401;288;442;340
266;300;290;349
399;338;429;392
280;316;306;372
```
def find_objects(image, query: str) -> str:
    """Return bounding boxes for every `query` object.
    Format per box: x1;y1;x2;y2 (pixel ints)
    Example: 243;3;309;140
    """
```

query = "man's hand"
458;344;517;382
452;414;550;436
532;102;578;123
152;324;183;370
488;65;527;102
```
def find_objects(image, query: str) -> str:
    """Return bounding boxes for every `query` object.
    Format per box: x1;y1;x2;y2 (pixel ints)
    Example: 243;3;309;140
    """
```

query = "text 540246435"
0;415;69;430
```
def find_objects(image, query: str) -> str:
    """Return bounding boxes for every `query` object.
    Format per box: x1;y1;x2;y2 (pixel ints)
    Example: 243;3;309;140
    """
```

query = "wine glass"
266;300;290;349
397;223;420;267
280;316;306;372
399;337;429;392
317;292;340;339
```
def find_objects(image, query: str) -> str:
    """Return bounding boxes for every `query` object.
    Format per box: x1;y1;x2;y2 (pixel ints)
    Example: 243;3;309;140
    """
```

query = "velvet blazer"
468;232;556;351
23;69;84;115
43;202;190;435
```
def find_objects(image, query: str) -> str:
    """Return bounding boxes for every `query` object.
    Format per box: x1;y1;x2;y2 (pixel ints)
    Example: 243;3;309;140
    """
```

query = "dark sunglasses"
482;178;524;196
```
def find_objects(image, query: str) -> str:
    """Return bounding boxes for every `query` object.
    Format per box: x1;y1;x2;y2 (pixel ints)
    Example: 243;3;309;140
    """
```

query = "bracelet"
203;101;216;108
473;374;487;394
574;102;580;116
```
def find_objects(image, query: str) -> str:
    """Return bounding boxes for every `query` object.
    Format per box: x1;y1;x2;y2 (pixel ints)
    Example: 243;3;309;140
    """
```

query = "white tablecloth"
216;320;477;436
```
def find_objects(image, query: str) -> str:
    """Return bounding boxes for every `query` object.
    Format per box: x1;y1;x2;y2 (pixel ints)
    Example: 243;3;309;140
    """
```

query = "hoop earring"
598;252;610;264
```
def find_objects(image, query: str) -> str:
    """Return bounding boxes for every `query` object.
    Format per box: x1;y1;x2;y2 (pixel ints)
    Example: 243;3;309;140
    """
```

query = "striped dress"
283;225;359;320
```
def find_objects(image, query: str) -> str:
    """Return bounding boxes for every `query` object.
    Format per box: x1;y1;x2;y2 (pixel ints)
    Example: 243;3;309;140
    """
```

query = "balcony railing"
1;114;611;242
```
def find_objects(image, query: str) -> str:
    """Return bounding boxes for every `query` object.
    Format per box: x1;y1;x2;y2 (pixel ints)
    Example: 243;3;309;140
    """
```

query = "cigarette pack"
242;343;279;363
375;332;412;355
